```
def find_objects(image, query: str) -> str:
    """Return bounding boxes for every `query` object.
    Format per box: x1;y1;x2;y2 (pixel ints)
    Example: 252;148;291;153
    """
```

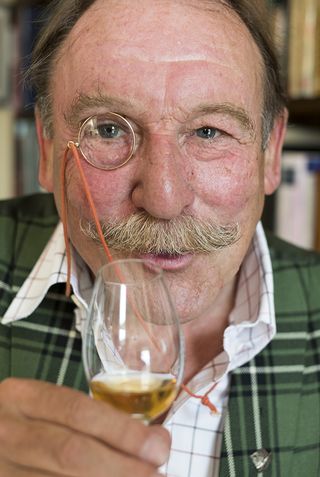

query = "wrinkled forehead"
50;0;264;133
57;0;262;70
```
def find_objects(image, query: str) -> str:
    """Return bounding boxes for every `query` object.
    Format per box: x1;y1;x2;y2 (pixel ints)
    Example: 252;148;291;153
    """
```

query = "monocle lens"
79;112;135;170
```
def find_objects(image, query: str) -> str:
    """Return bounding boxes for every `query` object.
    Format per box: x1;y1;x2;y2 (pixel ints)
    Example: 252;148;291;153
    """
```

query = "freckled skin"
37;0;286;374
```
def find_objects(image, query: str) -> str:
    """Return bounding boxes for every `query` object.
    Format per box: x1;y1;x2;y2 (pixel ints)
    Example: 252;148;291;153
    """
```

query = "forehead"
53;0;263;117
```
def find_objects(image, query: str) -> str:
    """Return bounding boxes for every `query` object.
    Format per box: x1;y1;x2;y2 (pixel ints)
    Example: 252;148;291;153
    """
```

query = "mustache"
80;211;240;255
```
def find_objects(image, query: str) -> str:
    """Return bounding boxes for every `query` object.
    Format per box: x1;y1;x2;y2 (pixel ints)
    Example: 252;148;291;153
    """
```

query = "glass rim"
96;258;164;287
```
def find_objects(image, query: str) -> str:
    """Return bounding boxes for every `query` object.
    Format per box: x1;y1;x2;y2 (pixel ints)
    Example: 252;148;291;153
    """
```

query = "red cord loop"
60;143;218;412
181;382;218;413
201;396;218;413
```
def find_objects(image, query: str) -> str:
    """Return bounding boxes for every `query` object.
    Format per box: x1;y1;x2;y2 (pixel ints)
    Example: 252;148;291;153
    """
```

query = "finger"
1;378;170;466
0;409;163;477
0;460;70;477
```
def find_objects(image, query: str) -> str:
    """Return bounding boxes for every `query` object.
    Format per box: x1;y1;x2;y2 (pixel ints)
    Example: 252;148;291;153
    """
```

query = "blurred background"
0;0;320;249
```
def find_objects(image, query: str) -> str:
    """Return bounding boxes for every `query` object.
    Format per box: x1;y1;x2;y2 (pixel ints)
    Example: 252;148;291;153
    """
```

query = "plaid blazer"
0;194;319;476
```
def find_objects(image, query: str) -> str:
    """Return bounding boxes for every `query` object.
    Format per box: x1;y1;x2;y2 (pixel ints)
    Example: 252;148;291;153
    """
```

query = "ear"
263;108;288;195
35;107;54;192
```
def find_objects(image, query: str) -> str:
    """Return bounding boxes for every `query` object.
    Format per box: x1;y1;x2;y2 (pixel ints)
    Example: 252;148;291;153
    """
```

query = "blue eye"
196;127;219;139
97;123;122;139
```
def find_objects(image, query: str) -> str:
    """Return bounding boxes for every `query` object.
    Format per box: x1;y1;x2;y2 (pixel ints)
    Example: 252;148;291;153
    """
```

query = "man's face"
39;0;283;322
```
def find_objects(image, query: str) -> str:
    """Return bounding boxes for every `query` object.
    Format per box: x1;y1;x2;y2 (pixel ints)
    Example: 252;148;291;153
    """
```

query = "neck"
182;275;237;384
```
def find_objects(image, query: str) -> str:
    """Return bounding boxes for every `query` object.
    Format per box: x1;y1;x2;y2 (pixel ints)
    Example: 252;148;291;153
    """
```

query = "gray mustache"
80;211;240;255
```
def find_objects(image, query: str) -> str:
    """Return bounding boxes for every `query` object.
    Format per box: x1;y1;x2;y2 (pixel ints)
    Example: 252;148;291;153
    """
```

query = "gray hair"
28;0;287;147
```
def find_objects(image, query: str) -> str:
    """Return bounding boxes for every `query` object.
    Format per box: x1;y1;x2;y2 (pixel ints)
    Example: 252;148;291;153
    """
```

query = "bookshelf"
0;1;48;199
0;5;14;199
265;0;320;250
288;98;320;125
1;0;320;249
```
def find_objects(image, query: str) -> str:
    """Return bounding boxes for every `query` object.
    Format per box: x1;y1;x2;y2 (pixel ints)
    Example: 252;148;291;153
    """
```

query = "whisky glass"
82;258;184;423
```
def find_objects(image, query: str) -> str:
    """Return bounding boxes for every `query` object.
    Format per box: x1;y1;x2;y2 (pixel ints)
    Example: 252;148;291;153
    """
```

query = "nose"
131;134;195;219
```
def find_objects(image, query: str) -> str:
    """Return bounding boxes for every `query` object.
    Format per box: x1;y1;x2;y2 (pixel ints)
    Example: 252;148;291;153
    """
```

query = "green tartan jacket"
0;193;319;476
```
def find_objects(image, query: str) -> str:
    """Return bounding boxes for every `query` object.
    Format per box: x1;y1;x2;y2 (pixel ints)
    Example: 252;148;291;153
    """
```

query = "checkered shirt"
1;193;320;476
2;216;276;477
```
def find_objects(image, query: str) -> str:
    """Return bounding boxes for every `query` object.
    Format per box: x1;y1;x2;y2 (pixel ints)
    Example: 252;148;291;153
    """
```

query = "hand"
0;378;170;476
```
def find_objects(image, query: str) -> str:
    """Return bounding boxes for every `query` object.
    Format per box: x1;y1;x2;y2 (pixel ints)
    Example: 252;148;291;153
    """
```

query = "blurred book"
13;4;46;113
0;6;11;103
0;107;15;199
275;151;320;249
288;0;320;98
15;118;41;195
270;0;289;82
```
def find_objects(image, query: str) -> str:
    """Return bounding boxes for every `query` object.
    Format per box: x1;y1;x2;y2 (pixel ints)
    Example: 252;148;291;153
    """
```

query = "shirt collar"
226;221;276;370
2;222;275;360
2;222;92;329
167;221;276;413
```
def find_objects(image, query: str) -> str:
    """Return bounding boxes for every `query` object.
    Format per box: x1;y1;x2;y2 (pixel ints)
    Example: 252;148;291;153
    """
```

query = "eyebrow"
194;103;256;137
65;93;256;138
64;92;135;130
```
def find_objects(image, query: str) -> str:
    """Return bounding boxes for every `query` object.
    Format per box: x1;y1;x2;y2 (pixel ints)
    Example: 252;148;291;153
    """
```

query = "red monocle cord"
181;382;218;413
60;142;218;414
60;147;72;297
61;141;115;294
61;142;160;350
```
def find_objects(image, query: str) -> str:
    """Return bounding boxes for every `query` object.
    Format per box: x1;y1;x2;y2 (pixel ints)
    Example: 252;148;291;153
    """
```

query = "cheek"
193;154;263;213
63;157;134;220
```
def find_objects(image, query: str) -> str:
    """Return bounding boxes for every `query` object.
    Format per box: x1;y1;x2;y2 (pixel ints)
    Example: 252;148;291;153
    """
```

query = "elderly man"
0;0;319;476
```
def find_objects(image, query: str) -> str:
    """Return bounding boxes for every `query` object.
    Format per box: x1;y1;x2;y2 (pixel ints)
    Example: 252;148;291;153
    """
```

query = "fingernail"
140;434;170;466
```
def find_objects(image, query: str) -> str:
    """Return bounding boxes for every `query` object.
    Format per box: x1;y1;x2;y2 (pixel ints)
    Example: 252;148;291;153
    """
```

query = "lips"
137;252;194;271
